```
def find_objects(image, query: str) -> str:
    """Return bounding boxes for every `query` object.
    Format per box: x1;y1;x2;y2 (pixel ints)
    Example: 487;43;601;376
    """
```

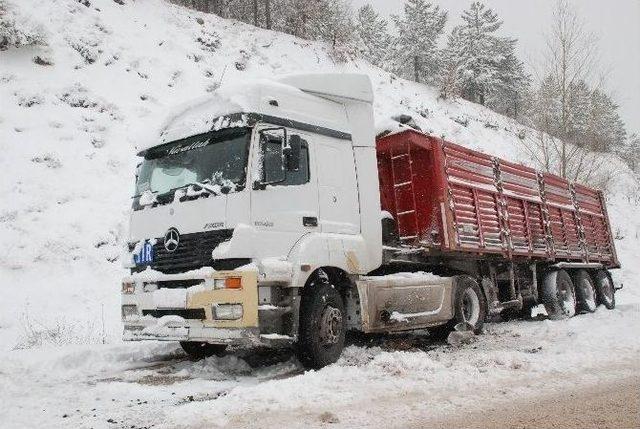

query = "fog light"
122;304;138;318
122;281;135;294
213;304;243;320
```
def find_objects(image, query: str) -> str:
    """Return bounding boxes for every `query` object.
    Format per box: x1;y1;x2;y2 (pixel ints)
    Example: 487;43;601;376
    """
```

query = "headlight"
213;304;243;320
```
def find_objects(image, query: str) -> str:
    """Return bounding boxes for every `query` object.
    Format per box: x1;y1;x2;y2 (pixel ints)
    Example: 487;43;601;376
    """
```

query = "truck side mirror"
135;162;142;182
256;127;287;187
284;135;302;172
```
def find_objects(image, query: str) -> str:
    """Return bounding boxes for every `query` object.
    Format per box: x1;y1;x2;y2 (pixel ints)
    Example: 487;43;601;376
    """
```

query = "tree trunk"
253;0;259;27
265;0;271;29
413;56;420;83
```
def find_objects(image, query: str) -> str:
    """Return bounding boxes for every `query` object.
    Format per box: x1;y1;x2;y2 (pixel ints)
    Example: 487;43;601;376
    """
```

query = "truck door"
315;136;360;234
250;127;319;257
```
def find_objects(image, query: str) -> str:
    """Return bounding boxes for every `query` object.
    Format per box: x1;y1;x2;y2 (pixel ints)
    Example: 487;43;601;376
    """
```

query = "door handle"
303;216;318;227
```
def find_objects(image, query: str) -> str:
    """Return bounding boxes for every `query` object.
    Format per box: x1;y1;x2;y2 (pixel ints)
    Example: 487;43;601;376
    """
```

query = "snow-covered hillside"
0;0;638;351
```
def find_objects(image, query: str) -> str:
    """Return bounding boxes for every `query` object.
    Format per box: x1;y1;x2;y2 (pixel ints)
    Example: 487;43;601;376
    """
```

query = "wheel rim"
462;288;480;327
319;305;343;347
557;280;575;316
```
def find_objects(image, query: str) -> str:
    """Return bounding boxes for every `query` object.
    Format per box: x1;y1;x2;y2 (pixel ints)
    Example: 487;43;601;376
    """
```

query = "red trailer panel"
376;129;619;267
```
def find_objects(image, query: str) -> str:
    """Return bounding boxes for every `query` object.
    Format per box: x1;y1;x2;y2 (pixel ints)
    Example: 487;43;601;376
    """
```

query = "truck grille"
131;229;235;274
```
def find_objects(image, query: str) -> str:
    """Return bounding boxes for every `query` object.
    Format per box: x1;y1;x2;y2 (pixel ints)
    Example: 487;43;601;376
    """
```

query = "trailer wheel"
541;269;576;320
296;280;346;369
179;341;227;359
593;269;616;309
571;269;597;313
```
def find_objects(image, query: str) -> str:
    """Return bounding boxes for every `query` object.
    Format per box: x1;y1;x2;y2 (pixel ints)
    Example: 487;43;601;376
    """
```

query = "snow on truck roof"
139;74;373;154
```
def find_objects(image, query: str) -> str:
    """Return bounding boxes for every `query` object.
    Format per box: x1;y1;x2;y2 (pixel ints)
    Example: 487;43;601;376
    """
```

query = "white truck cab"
122;74;402;367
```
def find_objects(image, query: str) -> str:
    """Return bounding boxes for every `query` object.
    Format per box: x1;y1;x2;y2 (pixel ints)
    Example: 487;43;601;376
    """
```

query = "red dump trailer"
376;129;619;319
377;129;619;267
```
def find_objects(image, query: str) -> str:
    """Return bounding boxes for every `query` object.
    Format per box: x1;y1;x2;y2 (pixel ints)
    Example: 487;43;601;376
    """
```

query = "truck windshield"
135;128;250;198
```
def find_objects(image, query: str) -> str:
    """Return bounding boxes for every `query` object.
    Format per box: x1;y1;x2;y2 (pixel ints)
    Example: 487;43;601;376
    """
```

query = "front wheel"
296;280;346;369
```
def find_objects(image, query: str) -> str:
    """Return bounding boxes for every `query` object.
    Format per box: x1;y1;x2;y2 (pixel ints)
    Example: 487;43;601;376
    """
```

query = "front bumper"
121;268;263;346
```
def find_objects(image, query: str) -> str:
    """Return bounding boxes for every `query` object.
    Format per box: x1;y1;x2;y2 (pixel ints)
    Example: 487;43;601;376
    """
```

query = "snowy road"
1;301;638;429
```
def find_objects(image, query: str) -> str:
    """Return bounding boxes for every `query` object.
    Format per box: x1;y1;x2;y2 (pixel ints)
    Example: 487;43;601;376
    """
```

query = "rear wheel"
296;279;346;369
571;269;597;313
593;269;616;309
541;269;576;320
179;341;227;359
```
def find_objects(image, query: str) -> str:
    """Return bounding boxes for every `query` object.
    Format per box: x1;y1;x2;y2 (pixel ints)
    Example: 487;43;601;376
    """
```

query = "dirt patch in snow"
421;374;639;429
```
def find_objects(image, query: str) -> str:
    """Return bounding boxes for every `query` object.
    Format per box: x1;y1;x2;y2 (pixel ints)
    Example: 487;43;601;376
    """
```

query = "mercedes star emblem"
164;228;180;252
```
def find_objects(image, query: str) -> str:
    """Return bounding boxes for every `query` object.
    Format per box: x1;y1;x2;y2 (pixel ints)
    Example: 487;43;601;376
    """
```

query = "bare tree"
540;0;599;178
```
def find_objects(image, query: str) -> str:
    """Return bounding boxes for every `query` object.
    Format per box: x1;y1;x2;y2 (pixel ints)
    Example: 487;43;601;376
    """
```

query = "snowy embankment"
0;0;639;427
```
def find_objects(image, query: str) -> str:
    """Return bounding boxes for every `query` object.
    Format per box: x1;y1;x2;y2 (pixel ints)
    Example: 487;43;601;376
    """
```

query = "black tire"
179;341;227;359
453;276;487;333
541;269;576;320
430;276;487;339
296;280;346;369
571;269;597;313
593;269;616;309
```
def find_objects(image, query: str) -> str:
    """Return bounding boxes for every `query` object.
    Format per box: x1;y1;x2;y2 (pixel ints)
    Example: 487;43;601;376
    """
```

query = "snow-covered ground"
1;0;639;427
2;304;638;428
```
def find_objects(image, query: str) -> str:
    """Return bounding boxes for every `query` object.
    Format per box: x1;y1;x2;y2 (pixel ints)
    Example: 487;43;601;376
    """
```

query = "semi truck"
122;74;620;368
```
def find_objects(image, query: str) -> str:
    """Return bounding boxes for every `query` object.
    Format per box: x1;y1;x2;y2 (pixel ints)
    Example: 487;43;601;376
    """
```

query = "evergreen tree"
439;2;528;115
437;26;465;99
585;89;627;152
313;0;358;60
453;2;505;104
391;0;447;84
356;4;391;68
487;43;530;118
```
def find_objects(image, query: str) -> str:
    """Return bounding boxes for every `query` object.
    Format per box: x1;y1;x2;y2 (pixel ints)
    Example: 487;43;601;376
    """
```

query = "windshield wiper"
133;181;220;200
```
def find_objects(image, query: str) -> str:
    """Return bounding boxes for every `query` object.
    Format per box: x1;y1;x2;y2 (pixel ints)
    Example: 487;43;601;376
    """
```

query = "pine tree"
356;4;391;68
585;89;627;152
391;0;447;84
439;2;528;114
456;2;505;105
313;0;358;60
488;42;530;118
438;26;465;99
